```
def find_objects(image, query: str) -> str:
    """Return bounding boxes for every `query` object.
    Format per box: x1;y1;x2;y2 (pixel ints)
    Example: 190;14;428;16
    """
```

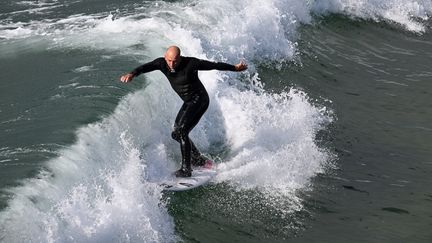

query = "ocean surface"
0;0;431;242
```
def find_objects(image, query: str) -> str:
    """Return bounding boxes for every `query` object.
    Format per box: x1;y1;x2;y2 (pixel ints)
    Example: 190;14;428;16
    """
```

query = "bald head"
165;46;181;56
164;46;182;71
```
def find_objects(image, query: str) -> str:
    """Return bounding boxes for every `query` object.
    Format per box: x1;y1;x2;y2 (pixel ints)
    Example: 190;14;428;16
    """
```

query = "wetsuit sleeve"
130;58;163;77
194;58;237;71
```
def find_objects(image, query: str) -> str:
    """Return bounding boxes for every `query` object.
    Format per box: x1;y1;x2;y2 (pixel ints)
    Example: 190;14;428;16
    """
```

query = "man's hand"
120;73;134;83
235;59;248;71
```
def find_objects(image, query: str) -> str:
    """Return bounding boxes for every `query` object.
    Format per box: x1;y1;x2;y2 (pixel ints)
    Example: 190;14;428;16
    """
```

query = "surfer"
120;46;247;177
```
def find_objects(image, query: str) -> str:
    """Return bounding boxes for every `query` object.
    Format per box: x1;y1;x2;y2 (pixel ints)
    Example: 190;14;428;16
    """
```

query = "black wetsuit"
130;57;236;175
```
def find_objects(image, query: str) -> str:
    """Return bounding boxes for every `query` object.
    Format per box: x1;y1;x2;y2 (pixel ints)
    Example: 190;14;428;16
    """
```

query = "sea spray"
0;82;178;242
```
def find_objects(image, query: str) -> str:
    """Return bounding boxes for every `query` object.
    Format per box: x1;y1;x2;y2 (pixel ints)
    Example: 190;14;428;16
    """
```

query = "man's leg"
172;131;206;165
172;129;201;157
171;94;209;177
172;127;193;177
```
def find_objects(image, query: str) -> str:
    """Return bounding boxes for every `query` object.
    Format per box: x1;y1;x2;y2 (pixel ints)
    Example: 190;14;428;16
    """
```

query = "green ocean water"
0;0;431;242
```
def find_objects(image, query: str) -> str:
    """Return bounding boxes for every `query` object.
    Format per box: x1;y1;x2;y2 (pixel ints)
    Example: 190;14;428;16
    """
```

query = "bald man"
121;46;247;177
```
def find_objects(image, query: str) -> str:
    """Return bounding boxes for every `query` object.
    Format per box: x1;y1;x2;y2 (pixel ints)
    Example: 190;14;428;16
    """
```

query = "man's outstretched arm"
120;58;163;83
195;58;248;72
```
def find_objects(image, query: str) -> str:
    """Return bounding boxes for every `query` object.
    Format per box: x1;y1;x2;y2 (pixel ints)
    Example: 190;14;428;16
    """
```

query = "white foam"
0;26;33;39
0;0;429;47
0;82;179;242
311;0;432;33
212;87;333;212
16;0;59;7
173;0;311;62
73;65;95;73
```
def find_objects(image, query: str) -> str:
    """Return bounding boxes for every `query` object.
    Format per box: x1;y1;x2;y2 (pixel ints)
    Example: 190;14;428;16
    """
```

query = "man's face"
164;52;180;70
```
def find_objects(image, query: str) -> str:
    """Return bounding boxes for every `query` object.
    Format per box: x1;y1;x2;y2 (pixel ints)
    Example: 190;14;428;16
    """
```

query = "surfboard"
162;161;216;191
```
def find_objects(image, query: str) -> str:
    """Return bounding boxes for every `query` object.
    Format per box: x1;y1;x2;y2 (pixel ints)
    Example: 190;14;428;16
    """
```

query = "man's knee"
171;127;187;141
171;130;180;141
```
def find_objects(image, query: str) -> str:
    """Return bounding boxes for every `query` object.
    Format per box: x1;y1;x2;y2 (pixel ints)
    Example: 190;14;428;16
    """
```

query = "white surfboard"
162;165;216;192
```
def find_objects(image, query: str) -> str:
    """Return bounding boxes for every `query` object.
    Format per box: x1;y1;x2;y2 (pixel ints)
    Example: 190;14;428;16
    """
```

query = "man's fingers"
237;59;247;71
236;61;247;71
120;74;133;83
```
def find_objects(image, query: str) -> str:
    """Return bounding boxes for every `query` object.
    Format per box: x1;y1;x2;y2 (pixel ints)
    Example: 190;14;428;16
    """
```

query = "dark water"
0;0;431;242
284;16;432;242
